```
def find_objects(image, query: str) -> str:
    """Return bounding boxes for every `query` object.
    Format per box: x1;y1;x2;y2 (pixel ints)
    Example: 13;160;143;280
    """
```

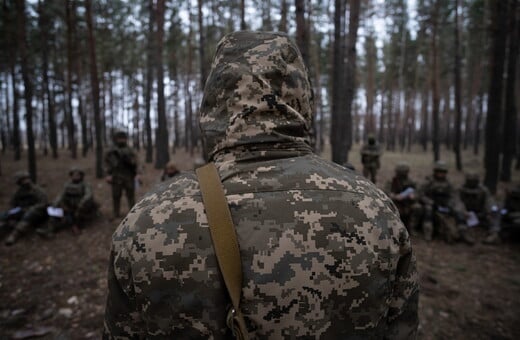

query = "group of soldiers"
361;136;520;244
0;130;193;246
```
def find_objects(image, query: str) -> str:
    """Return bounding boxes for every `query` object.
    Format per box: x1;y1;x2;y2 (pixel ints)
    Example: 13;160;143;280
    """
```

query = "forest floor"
0;144;519;339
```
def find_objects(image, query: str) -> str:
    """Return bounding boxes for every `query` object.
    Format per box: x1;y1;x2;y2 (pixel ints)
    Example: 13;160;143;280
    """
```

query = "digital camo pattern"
104;31;418;339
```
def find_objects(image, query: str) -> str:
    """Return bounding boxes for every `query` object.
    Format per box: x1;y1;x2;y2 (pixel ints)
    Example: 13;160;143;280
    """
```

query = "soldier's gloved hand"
106;175;113;184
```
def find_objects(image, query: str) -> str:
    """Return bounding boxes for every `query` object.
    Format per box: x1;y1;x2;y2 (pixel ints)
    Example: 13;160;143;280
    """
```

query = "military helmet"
395;162;410;174
367;133;376;144
14;171;30;184
433;160;448;172
113;130;128;140
69;167;85;177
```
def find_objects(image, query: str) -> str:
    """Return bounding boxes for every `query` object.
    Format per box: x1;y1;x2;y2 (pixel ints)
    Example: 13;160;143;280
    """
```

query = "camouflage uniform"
103;31;419;339
48;168;98;233
104;131;138;217
3;172;48;245
501;184;520;241
360;135;381;183
385;163;422;232
459;173;500;243
418;161;473;244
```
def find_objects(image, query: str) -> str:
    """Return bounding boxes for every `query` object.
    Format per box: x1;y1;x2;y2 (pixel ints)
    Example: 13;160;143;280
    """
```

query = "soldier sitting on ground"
160;160;180;182
104;130;140;218
41;168;98;236
459;172;500;244
3;171;48;246
385;162;422;233
360;133;381;183
500;184;520;242
418;161;474;244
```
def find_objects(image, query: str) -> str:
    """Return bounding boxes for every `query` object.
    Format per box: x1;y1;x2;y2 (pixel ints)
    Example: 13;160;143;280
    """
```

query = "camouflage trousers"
362;166;378;184
423;205;470;243
12;205;48;234
50;200;99;232
111;176;135;217
394;201;423;233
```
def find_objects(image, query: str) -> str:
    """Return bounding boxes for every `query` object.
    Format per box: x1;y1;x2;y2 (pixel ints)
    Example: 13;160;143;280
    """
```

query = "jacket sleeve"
54;185;66;207
103;240;146;339
79;183;93;207
385;229;419;339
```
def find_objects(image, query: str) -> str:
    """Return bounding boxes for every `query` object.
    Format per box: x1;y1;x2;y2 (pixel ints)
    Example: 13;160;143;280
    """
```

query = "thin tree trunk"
240;0;246;30
484;0;508;193
500;0;519;181
154;0;169;169
10;61;21;160
16;0;37;182
454;0;463;170
39;0;58;159
65;0;77;158
330;0;345;164
85;0;103;178
431;0;441;162
145;0;154;163
198;0;207;89
279;0;288;32
295;0;309;67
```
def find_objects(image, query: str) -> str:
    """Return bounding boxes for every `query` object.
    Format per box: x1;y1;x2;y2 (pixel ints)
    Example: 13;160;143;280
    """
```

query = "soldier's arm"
53;188;65;207
103;241;146;338
35;186;48;206
385;229;419;339
79;183;93;207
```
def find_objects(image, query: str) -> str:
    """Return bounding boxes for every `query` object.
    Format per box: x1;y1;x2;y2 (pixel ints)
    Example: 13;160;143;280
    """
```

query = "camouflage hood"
199;31;314;162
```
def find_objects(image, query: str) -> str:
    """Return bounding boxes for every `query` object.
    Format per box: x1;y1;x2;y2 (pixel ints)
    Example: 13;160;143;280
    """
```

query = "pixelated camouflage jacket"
459;184;496;215
104;145;138;179
103;31;419;339
54;180;93;210
360;144;381;169
10;183;48;210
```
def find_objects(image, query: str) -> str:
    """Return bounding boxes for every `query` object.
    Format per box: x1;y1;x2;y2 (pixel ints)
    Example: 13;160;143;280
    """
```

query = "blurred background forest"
1;1;520;339
0;0;518;193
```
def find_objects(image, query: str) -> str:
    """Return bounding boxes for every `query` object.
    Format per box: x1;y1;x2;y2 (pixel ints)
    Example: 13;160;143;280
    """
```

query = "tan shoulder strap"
196;163;248;340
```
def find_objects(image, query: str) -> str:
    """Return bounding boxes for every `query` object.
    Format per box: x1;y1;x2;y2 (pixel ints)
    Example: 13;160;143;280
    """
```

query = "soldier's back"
109;154;417;338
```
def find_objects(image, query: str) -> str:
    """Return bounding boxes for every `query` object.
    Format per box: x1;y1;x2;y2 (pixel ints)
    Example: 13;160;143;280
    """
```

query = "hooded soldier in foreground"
103;31;419;339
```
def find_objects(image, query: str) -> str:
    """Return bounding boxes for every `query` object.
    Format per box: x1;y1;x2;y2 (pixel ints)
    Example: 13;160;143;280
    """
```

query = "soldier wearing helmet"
3;171;48;246
418;161;474;244
104;130;140;218
459;172;500;244
104;31;418;339
360;133;381;183
385;162;422;232
160;160;180;182
39;168;98;236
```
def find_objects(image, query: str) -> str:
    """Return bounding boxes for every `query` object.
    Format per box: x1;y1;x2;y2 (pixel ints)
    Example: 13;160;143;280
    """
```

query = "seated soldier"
4;171;48;246
459;172;500;244
43;168;98;235
500;184;520;242
418;161;474;244
385;162;422;232
160;160;180;182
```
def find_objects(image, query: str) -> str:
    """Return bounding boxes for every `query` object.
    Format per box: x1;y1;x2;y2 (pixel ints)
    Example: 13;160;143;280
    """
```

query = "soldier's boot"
36;223;55;239
483;231;501;245
5;229;21;246
459;227;475;246
423;221;433;241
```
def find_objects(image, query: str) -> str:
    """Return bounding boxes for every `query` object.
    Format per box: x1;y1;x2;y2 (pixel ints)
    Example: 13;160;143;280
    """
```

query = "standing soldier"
418;161;474;244
459;172;500;244
3;171;48;246
104;130;140;218
385;162;422;232
360;134;381;183
43;168;98;235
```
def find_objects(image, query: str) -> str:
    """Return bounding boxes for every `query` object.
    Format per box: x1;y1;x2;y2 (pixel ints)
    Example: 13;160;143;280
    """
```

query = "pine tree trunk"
65;0;77;158
145;0;154;163
484;0;508;194
198;0;207;89
500;0;519;181
431;0;440;162
154;0;169;169
85;0;104;178
453;0;463;171
16;0;37;182
10;58;21;160
278;0;288;32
